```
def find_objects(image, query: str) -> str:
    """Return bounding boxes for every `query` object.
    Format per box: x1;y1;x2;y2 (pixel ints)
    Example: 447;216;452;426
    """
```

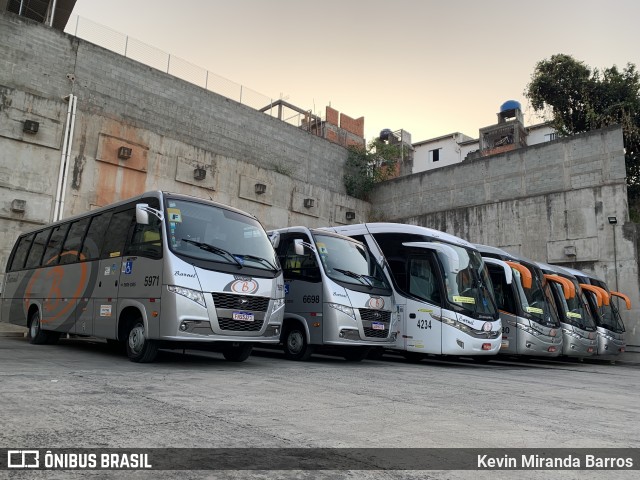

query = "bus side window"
60;218;90;265
81;212;112;261
100;209;135;259
281;237;320;282
126;215;162;259
124;198;162;259
488;267;516;314
408;257;441;305
42;224;71;266
24;229;52;269
7;233;34;272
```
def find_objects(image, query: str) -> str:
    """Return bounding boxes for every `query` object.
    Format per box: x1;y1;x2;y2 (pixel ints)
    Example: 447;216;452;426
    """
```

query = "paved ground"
0;327;639;480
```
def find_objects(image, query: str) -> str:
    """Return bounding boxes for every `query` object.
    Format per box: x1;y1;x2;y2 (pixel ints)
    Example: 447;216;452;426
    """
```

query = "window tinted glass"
82;212;112;261
280;236;320;282
101;209;134;259
25;229;51;269
408;256;441;305
125;206;162;259
8;234;34;272
43;224;70;266
488;266;516;314
60;218;90;265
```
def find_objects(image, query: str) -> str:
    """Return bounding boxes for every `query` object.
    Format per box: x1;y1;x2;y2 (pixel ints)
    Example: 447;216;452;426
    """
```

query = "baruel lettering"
174;271;196;278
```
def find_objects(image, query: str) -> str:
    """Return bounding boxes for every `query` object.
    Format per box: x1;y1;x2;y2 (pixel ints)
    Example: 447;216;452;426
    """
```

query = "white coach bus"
1;192;284;363
321;223;502;360
269;226;396;361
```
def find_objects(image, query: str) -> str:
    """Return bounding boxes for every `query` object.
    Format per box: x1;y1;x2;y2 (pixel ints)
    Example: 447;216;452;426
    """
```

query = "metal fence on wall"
64;15;321;129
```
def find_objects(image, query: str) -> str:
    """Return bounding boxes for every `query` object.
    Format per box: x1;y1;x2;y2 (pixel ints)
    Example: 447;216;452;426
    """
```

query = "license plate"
372;322;385;330
232;311;254;322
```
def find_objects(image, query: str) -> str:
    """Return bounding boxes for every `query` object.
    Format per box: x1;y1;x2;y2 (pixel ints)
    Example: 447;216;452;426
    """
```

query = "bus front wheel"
222;343;253;362
126;320;158;363
283;326;313;361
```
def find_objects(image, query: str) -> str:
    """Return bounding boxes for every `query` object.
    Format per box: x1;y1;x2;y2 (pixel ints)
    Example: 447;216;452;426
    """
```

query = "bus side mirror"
136;204;150;225
270;231;280;249
294;239;305;256
136;203;164;224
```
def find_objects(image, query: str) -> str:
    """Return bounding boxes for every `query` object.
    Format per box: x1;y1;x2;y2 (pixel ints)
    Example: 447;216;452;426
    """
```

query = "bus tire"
126;319;158;363
222;343;253;362
28;310;50;345
343;347;371;362
283;325;313;361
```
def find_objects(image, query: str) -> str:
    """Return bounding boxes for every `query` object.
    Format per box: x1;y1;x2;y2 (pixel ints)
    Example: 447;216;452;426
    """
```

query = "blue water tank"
500;100;521;112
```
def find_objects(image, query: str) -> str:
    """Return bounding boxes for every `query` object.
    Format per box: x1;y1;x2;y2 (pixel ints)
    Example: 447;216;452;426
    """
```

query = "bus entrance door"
404;255;443;355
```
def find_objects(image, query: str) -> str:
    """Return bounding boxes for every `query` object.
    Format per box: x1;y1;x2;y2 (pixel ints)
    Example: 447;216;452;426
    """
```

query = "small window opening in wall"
429;148;441;162
544;133;558;142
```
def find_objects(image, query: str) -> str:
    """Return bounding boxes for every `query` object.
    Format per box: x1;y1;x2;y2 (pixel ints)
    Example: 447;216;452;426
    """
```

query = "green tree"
343;139;403;200
525;54;640;206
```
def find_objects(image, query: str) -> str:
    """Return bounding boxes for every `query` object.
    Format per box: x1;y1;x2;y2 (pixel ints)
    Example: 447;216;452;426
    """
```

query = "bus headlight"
272;297;285;311
168;285;206;307
328;303;355;320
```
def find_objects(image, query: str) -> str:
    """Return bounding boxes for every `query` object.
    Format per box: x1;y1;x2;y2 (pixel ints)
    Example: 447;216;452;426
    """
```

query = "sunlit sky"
68;0;640;143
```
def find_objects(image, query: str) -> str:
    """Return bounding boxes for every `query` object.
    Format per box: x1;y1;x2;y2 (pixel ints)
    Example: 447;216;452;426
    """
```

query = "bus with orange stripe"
475;244;563;357
1;191;284;362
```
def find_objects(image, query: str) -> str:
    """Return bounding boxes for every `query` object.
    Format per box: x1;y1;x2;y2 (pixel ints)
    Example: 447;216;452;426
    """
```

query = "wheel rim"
287;330;304;355
30;314;40;338
128;324;146;355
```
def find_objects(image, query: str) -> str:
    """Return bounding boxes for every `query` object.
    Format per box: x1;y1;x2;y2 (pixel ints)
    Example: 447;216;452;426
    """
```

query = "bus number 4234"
417;319;432;329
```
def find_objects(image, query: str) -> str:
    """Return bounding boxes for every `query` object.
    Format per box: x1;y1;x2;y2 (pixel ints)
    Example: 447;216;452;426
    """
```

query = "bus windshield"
554;279;596;331
512;266;558;326
598;303;626;333
312;233;391;291
439;245;498;318
166;198;278;272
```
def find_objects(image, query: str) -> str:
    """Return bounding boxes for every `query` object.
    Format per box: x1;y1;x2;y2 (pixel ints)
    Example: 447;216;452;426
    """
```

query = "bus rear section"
476;244;562;358
324;223;502;361
270;227;395;361
1;191;284;363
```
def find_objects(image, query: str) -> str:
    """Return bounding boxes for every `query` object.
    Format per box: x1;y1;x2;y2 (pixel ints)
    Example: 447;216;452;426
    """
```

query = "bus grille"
211;293;270;312
218;318;265;332
363;327;389;338
359;309;391;323
359;308;391;339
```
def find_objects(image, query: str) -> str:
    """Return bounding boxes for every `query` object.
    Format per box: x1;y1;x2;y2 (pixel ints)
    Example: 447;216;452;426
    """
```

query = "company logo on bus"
367;297;385;309
230;279;258;294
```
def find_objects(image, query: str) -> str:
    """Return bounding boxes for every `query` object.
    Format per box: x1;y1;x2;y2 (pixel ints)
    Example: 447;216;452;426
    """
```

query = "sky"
67;0;640;143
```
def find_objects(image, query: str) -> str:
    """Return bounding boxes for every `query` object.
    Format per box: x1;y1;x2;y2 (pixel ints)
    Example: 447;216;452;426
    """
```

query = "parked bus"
0;191;284;363
559;267;628;360
536;262;597;358
475;245;563;357
268;226;395;361
321;223;501;360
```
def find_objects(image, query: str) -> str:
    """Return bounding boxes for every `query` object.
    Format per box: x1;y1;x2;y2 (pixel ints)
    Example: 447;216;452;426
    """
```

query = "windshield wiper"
181;238;243;268
334;268;373;288
235;254;277;271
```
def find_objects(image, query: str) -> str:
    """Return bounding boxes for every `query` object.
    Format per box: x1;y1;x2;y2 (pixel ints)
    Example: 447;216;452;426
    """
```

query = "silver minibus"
1;191;284;362
269;226;396;361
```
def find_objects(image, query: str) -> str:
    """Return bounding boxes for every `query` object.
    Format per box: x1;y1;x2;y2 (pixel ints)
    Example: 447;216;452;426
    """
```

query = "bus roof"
324;223;476;250
16;191;259;236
